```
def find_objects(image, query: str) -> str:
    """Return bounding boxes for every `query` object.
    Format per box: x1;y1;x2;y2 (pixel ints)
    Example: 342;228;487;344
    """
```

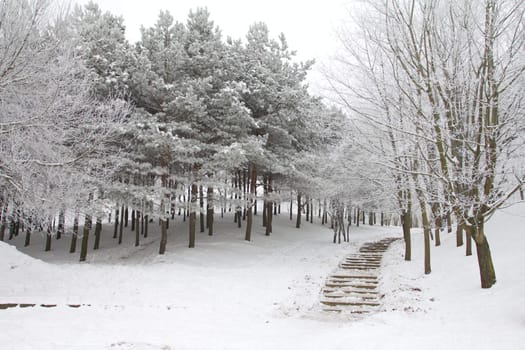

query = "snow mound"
0;241;45;271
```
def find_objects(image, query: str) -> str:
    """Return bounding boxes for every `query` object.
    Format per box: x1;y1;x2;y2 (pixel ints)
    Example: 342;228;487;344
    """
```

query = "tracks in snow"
321;237;400;315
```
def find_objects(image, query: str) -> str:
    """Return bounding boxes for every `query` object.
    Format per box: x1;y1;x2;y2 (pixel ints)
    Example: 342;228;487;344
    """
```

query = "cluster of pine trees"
1;1;388;261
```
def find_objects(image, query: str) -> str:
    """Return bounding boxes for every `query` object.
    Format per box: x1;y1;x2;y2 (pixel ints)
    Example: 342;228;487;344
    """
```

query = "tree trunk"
305;196;310;222
131;210;135;231
401;210;411;261
469;222;496;288
0;204;6;241
45;218;52;252
289;192;293;221
310;199;313;224
134;211;140;247
24;224;31;247
159;219;167;254
266;174;273;236
466;229;472;256
245;165;257;241
456;222;464;247
124;207;129;227
199;186;204;233
70;211;79;253
93;217;102;250
118;205;124;244
113;207;119;239
79;215;92;262
207;187;214;236
446;211;453;233
189;182;197;248
57;210;65;240
296;193;302;229
420;205;431;274
144;215;149;238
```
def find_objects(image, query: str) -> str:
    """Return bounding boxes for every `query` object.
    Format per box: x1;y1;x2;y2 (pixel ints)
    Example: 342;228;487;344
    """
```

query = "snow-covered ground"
1;203;524;349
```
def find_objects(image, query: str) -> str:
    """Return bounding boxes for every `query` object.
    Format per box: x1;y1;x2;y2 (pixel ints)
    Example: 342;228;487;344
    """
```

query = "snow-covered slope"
0;203;523;349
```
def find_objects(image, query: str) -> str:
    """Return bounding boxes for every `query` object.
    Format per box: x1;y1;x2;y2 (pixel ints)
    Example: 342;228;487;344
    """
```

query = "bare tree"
0;0;129;225
328;0;524;288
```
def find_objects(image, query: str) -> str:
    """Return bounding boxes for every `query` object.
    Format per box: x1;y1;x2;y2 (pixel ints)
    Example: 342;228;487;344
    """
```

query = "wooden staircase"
321;237;400;314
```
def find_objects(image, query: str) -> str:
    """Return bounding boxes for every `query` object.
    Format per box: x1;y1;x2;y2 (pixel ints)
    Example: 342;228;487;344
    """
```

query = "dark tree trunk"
79;215;92;262
93;217;102;250
401;210;412;261
245;165;257;242
199;186;204;233
310;199;313;224
141;211;144;236
265;175;273;236
189;182;197;248
24;224;31;247
446;211;453;233
159;219;167;254
289;192;293;221
124;207;129;227
305;196;310;222
144;215;149;238
296;193;302;228
456;222;464;247
113;207;119;239
262;177;267;227
0;204;6;241
131;210;135;231
466;229;472;256
243;170;247;221
134;211;140;247
118;205;124;244
45;231;52;251
57;210;65;240
469;222;496;288
356;208;360;227
207;187;214;236
70;211;79;253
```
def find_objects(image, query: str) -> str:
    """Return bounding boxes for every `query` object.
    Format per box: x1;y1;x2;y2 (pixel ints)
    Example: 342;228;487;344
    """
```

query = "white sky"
76;0;351;92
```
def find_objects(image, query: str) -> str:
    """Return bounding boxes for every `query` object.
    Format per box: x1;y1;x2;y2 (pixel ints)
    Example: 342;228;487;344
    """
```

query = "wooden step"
320;300;380;307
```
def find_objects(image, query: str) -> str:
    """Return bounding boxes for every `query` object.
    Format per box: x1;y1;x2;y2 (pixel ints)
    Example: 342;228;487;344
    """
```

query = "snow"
1;203;524;349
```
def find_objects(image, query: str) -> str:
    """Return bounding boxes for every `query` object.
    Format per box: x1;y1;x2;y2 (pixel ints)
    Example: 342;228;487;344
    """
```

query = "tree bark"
189;182;197;248
456;222;464;247
469;222;496;288
118;205;124;244
79;215;91;262
93;217;102;250
70;211;79;253
296;193;302;229
245;165;257;241
134;211;140;247
24;223;31;247
466;229;472;256
401;209;411;261
113;207;119;239
207;187;214;236
199;185;204;233
57;210;65;240
159;219;167;254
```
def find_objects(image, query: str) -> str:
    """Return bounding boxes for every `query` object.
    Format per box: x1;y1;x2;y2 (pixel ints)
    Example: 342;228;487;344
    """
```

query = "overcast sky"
76;0;351;92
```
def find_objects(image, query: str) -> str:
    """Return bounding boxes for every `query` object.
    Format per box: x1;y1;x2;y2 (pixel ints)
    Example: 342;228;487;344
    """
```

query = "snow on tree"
327;0;525;288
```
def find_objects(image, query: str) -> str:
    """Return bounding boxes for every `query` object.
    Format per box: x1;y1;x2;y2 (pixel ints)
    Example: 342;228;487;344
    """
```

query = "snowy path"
321;237;400;314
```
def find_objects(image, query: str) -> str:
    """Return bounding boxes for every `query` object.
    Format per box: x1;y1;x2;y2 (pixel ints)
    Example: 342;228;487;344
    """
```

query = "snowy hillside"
1;203;524;350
